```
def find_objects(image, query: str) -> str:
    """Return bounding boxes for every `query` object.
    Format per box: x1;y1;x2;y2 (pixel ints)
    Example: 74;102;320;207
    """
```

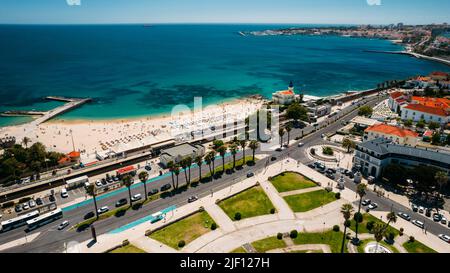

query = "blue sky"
0;0;449;25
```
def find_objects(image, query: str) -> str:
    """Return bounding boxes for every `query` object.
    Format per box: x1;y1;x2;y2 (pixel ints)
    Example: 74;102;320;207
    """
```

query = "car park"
161;183;172;191
368;203;378;210
131;194;142;202
397;212;411;221
115;198;128;207
361;199;371;206
438;234;450;243
58;221;70;230
412;220;425;229
188;196;198;203
97;206;109;214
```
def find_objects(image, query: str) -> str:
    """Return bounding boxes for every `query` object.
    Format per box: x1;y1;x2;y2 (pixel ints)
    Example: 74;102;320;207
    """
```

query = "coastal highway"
2;93;449;252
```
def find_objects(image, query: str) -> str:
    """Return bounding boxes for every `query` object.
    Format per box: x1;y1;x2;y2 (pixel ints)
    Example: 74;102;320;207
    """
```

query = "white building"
401;104;449;125
272;81;296;105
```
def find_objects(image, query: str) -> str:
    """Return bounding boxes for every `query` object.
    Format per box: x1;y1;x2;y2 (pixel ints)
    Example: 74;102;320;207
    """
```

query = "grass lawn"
219;186;275;221
269;172;317;193
292;230;348;253
251;236;287;253
403;240;437;253
283;190;337;212
149;211;216;249
230;247;247;253
349;213;399;237
290;250;323;253
356;239;399;253
109;244;146;253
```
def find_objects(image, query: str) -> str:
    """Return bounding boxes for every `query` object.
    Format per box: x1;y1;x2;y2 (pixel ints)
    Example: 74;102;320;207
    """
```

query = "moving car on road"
188;196;198;203
368;203;378;210
148;189;159;196
58;221;70;230
97;206;109;215
161;184;172;192
115;198;128;207
297;142;304;147
131;194;142;202
361;199;371;206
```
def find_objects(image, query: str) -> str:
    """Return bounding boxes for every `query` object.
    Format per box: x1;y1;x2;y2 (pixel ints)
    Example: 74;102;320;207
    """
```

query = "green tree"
249;140;259;162
122;175;134;206
22;137;31;148
138;171;149;201
278;128;285;148
416;119;426;129
185;156;193;186
358;106;373;117
435;171;448;201
285;123;292;146
354;183;367;242
213;140;224;149
173;164;181;189
286;103;308;121
85;184;99;219
384;211;397;231
403;119;413;127
431;132;441;145
382;164;408;186
340;203;354;253
239;140;247;165
342;138;355;153
167;161;176;189
428;121;440;130
229;144;238;170
372;223;386;253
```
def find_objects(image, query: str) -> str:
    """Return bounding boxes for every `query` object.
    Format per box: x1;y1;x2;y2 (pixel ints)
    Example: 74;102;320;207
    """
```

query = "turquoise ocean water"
0;24;449;127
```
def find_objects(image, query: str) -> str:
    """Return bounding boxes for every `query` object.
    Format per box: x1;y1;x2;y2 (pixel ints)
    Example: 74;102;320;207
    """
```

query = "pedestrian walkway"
259;179;295;220
266;244;331;253
204;204;237;233
131;236;179;253
0;232;41;252
279;186;321;197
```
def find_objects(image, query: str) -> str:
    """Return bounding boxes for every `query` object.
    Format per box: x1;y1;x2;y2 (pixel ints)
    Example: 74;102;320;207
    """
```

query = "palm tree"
167;161;176;189
239;140;247;165
278;128;285;148
22;137;31;148
173;164;181;189
285;124;292;146
354;183;367;242
138;171;149;201
180;158;189;187
85;184;99;219
372;223;386;253
185;156;193;186
217;146;227;173
122;175;134;206
340;203;354;253
384;211;397;231
205;152;214;178
230;144;238;170
249;140;259;162
195;155;203;182
342;138;355;153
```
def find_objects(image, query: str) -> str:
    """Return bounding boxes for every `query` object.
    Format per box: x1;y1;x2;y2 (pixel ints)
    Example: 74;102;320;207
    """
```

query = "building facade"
364;123;419;146
272;81;296;105
353;138;450;178
160;143;205;168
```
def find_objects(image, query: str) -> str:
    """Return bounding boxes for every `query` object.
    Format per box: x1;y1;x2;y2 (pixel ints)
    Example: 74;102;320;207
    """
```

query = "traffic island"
283;190;337;212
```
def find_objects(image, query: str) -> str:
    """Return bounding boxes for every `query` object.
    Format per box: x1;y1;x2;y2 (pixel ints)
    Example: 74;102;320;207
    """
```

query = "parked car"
15;205;22;213
418;206;425;214
361;199;371;206
327;168;336;174
412;220;425;229
58;221;70;230
307;163;315;169
441;217;447;225
188;196;198;203
22;203;30;210
425;208;432;217
49;195;56;203
101;178;107;185
297;142;304;147
84;211;95;219
97;206;109;214
112;176;119;182
28;199;36;208
275;148;283;152
161;183;172;192
368;203;378;210
397;212;411;221
115;198;128;207
271;156;277;161
131;194;142;202
411;204;418;212
36;198;43;206
438;234;450;243
95;180;102;187
433;213;443;222
145;165;152;171
61;188;69;198
348;172;355;179
246;172;255;178
148;189;159;196
326;173;335;180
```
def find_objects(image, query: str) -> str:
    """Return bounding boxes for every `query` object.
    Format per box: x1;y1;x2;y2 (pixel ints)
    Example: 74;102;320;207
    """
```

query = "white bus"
26;209;63;231
0;211;39;232
66;175;89;189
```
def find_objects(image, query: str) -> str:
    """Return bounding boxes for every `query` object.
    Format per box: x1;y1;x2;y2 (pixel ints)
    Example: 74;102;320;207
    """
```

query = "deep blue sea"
0;24;449;127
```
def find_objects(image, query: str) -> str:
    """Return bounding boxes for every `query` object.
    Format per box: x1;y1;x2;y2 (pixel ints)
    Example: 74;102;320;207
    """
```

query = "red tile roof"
431;71;449;77
411;96;450;108
404;104;449;117
390;91;404;99
278;90;294;95
67;151;80;158
365;124;419;138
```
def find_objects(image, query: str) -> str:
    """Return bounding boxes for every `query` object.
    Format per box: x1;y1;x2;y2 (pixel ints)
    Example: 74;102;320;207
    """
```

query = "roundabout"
364;242;392;253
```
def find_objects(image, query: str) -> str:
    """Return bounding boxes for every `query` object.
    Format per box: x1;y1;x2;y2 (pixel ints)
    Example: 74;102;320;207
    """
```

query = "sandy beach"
0;97;265;162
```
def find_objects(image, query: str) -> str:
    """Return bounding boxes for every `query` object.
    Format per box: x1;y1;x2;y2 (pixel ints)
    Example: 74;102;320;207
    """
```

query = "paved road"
2;93;448;252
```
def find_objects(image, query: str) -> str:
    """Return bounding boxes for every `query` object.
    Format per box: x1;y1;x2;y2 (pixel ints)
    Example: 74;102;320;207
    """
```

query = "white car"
297;142;304;147
441;217;447;225
58;221;70;230
131;194;142;202
438;234;450;243
95;180;102;187
97;206;109;214
22;203;30;210
368;203;378;210
418;206;425;214
28;199;36;208
412;220;425;229
61;189;69;198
